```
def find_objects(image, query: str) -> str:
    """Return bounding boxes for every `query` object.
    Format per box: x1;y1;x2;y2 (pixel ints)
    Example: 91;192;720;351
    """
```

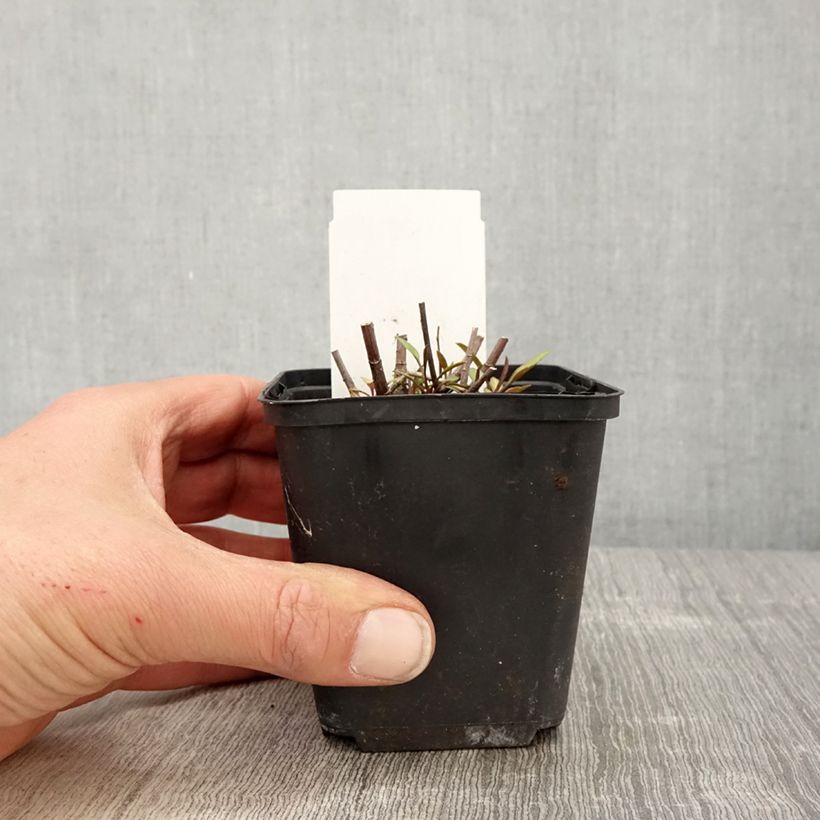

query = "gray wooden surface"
1;546;818;819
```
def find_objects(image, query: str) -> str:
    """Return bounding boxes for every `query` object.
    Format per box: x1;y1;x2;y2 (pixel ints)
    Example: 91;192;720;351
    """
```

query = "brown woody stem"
331;349;358;396
393;334;408;393
458;327;482;386
394;334;407;375
361;323;389;395
418;302;438;390
497;356;511;390
467;336;509;392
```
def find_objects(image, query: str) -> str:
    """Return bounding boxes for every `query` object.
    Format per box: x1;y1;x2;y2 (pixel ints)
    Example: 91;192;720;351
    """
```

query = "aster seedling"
331;302;549;397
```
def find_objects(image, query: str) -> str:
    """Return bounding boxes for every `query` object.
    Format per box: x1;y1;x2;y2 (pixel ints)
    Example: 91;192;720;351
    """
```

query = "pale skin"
0;376;435;762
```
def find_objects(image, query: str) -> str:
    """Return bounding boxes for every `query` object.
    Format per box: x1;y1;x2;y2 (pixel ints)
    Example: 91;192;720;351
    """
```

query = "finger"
0;714;56;762
182;525;291;561
132;538;436;688
64;664;265;710
165;451;285;524
143;375;277;459
120;663;265;691
166;451;284;524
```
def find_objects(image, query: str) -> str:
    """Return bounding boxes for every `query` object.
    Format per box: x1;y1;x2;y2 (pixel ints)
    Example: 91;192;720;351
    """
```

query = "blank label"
329;189;486;397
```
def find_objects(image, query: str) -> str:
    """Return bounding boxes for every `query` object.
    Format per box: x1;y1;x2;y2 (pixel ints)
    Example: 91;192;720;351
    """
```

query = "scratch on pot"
284;485;313;537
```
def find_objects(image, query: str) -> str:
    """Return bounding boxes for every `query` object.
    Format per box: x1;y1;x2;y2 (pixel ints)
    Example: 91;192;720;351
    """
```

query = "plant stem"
497;356;511;391
394;334;407;375
458;327;482;386
418;302;439;390
467;336;509;392
360;323;389;395
394;334;408;394
331;349;358;396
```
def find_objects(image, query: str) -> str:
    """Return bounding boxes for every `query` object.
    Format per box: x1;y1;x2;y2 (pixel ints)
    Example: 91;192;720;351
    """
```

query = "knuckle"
269;577;332;677
50;387;101;412
47;387;116;426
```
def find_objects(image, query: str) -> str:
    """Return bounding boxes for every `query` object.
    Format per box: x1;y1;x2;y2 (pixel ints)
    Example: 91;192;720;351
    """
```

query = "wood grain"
1;546;818;819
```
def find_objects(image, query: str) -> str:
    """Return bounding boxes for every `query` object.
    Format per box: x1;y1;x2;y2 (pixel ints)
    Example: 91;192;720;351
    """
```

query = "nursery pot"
259;364;621;752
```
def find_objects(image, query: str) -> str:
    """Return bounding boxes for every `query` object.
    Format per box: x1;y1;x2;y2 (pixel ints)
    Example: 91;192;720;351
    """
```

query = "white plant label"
329;189;486;397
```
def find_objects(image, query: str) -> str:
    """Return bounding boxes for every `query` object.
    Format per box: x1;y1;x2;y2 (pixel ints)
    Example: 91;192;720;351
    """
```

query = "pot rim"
260;365;623;426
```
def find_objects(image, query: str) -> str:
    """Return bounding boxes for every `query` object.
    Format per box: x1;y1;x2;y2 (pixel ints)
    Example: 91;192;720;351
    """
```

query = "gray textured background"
1;2;818;550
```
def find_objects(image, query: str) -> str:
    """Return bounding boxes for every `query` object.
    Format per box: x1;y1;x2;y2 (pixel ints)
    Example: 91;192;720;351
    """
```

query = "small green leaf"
407;372;427;393
455;342;483;367
505;350;549;386
396;335;422;366
488;377;501;392
387;374;410;394
505;383;532;393
439;360;463;375
437;350;449;373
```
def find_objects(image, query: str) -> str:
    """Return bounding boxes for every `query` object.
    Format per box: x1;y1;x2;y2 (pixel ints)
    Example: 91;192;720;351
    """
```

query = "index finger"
138;374;276;460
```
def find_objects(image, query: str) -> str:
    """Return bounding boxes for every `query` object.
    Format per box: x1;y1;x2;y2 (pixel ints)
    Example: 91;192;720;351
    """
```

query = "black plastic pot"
260;365;621;752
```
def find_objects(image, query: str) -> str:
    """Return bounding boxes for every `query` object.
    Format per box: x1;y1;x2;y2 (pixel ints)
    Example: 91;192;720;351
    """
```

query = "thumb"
133;538;435;686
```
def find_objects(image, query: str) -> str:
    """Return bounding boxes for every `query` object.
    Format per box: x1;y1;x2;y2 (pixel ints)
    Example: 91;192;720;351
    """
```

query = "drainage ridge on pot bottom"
260;365;622;752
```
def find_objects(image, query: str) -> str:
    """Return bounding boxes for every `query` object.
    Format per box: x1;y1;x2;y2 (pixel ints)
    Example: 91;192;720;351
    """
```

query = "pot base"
320;717;564;752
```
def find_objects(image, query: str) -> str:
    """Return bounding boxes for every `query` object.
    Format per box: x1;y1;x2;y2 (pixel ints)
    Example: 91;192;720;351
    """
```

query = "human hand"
0;376;434;761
